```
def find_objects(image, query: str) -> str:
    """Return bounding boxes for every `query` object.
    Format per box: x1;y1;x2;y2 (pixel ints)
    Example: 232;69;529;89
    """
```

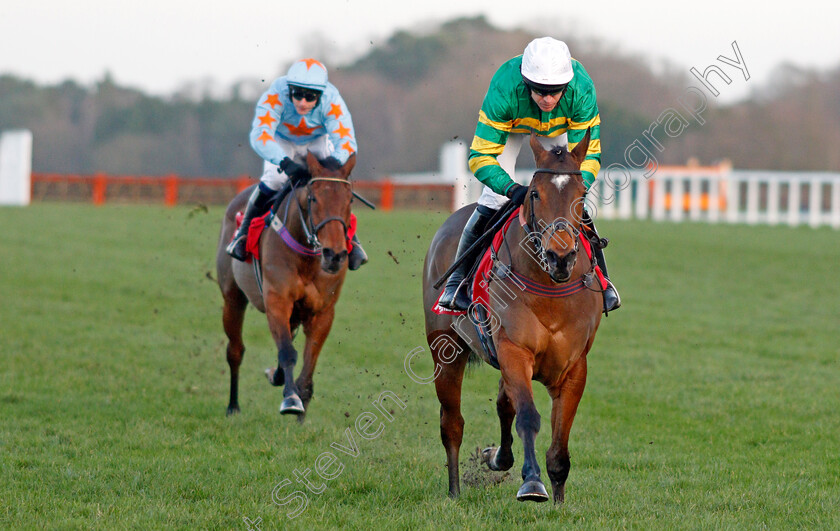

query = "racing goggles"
290;87;322;102
523;78;568;97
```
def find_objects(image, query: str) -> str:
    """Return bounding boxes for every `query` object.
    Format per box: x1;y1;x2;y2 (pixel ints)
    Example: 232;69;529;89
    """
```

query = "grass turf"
1;204;838;529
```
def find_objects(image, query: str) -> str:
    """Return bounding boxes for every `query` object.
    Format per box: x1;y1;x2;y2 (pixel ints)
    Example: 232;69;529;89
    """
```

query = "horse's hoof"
481;446;512;471
516;480;549;503
264;368;279;386
279;394;305;415
226;406;240;416
481;447;501;471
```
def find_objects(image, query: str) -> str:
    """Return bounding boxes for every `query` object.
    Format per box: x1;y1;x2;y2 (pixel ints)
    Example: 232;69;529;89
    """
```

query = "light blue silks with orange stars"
249;60;357;166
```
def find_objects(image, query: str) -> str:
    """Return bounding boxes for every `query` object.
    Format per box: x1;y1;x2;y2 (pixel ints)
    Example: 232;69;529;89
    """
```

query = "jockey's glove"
506;183;528;206
279;157;311;185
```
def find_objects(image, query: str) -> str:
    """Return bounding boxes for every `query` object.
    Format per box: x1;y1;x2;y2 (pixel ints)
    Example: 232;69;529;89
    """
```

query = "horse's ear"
339;154;356;179
570;128;591;167
306;151;323;175
529;132;551;166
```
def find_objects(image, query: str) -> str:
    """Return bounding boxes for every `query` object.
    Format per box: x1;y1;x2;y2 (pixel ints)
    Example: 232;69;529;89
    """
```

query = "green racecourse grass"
1;203;839;530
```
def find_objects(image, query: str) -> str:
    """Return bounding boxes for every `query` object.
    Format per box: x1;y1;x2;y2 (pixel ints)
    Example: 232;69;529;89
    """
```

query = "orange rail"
30;173;453;210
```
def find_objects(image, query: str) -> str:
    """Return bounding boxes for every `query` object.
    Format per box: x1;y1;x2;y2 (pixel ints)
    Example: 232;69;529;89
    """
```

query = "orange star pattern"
262;94;282;108
283;119;317;137
301;58;324;70
257;111;276;127
256;131;274;145
333;122;352;139
327;103;343;119
341;141;355;154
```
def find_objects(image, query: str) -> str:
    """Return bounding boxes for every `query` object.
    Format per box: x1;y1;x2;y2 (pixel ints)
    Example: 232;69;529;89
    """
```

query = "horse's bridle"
523;168;583;266
285;177;352;250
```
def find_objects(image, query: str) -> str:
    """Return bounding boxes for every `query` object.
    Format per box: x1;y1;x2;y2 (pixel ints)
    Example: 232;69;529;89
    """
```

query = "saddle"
234;210;358;264
432;208;520;317
233;211;271;263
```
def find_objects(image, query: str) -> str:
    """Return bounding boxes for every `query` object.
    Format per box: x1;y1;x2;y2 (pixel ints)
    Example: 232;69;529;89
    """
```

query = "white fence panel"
404;145;840;229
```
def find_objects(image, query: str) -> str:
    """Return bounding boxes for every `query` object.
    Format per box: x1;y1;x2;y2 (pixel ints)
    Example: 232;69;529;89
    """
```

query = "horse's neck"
270;195;317;269
279;195;307;240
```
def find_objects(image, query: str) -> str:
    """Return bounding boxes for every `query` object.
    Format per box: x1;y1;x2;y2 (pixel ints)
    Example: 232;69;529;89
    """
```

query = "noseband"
524;168;583;265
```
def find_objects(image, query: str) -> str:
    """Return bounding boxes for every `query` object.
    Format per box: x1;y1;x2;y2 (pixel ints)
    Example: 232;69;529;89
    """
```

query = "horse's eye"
310;197;317;203
531;190;540;200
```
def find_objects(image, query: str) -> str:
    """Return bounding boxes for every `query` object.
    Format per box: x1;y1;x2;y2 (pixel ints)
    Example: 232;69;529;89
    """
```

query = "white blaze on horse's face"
552;174;570;194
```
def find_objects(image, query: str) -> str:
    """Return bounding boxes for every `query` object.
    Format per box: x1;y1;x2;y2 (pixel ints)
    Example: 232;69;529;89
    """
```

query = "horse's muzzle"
321;248;348;274
544;249;576;283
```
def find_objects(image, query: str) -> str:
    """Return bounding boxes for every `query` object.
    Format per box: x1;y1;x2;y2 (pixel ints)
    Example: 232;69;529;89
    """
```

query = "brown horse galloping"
216;153;355;418
422;132;602;503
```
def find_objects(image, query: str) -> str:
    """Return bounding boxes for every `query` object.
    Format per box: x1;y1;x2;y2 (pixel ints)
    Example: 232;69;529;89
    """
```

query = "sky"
2;0;839;103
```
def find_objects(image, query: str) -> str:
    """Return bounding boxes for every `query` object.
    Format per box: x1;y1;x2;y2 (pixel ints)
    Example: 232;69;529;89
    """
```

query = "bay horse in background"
216;153;355;419
422;131;602;503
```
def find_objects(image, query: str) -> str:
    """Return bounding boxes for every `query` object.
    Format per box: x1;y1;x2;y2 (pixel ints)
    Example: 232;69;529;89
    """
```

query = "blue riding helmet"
286;58;328;92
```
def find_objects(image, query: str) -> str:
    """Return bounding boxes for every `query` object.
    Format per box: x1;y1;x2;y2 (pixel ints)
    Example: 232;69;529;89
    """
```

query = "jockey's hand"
506;183;528;206
279;158;311;184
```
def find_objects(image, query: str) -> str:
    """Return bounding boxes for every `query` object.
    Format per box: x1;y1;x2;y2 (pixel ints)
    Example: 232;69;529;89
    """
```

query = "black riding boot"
438;205;495;311
581;212;621;314
348;234;368;271
226;183;274;261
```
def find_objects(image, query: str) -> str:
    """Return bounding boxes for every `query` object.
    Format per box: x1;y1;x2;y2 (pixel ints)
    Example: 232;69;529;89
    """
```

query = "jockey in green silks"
438;37;621;314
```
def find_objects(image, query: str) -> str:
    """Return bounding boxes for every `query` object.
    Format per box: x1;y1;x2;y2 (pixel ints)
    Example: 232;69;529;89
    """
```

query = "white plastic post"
726;176;739;223
745;179;759;225
635;176;649;219
707;175;720;223
787;180;801;227
809;178;822;228
599;179;616;220
652;177;666;221
832;181;840;229
0;130;33;206
669;177;683;222
689;175;702;221
617;177;632;219
767;179;780;225
442;141;470;211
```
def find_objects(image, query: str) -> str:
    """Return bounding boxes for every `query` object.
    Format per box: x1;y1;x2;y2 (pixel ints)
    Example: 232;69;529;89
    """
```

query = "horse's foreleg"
483;377;516;471
264;293;303;415
295;306;337;412
546;356;587;504
498;342;548;502
431;332;469;498
222;291;248;416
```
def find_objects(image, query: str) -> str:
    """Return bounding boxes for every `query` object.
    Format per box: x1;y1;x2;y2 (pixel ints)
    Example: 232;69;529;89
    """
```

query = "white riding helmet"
521;37;574;91
286;58;328;92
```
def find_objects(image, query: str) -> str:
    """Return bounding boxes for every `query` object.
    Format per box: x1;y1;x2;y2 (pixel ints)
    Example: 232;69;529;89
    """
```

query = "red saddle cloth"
432;210;519;316
234;212;357;263
433;208;607;315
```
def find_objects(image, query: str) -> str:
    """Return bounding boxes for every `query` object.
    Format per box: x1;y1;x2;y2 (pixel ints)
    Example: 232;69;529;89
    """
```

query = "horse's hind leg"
222;290;248;415
430;332;469;498
546;356;587;504
482;377;516;471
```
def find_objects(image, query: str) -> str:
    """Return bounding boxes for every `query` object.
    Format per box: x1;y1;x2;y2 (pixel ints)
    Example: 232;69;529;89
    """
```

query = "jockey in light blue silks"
226;58;367;269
